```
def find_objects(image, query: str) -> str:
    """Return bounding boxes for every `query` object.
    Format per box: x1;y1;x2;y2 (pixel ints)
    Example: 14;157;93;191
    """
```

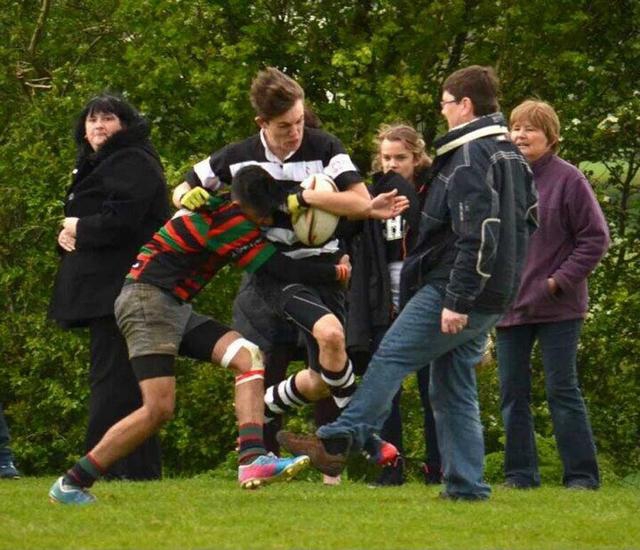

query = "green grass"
1;477;639;549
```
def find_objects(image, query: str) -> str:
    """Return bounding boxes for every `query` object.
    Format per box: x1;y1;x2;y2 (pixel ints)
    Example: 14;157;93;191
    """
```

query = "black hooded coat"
49;120;169;327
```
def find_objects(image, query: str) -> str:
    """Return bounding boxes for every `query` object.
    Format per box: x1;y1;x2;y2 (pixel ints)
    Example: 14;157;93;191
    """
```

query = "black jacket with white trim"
400;113;538;314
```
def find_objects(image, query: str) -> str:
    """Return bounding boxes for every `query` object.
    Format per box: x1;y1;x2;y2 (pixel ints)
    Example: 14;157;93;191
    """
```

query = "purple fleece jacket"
498;152;609;327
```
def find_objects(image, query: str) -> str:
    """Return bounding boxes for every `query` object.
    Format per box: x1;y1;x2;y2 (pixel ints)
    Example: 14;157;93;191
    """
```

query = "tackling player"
48;165;352;504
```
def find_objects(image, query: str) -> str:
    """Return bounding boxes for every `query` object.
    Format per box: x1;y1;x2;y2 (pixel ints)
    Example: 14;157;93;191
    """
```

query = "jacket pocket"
520;277;550;316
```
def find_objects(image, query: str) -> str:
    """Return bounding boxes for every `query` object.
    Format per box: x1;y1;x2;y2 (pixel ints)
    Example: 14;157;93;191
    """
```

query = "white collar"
259;129;297;163
436;124;509;156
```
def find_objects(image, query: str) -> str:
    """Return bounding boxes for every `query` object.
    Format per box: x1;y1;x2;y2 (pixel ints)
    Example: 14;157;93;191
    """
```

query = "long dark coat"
49;120;170;327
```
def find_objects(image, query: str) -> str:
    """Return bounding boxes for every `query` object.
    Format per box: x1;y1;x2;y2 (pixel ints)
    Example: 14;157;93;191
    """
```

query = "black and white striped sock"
264;374;310;423
320;360;356;410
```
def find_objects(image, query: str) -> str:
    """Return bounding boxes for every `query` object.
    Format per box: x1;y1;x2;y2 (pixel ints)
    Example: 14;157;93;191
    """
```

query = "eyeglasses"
440;99;459;107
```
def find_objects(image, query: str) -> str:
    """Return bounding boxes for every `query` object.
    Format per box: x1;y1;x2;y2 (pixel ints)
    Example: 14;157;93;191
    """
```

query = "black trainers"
502;478;538;489
566;480;599;490
422;463;442;485
439;490;488;502
372;457;405;487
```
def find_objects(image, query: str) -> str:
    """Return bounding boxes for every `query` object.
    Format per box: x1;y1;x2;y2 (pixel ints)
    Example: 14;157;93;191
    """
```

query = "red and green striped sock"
238;423;266;465
64;453;104;488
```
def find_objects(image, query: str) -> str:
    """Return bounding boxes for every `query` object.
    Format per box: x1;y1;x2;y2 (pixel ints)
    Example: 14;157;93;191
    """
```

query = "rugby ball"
292;173;340;246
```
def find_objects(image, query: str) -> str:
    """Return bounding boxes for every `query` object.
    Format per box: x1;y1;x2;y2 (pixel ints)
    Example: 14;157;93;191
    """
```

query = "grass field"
2;476;639;549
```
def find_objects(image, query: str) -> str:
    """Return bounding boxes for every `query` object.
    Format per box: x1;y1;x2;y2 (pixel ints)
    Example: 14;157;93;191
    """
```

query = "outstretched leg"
215;331;310;489
50;361;176;505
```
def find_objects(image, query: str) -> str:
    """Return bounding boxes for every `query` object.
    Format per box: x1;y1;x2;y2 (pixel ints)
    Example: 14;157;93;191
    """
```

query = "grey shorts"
114;282;212;359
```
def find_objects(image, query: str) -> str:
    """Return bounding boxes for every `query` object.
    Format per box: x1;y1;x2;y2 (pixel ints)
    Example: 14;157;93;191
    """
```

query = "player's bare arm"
298;181;408;220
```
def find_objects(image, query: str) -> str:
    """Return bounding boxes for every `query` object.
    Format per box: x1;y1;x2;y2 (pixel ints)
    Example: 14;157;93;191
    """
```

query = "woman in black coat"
49;94;169;479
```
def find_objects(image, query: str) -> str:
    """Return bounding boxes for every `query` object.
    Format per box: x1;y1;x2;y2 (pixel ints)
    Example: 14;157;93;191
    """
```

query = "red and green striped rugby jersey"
126;195;276;302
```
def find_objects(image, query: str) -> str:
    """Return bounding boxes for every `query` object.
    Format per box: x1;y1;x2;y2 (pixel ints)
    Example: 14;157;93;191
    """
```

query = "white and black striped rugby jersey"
185;127;362;259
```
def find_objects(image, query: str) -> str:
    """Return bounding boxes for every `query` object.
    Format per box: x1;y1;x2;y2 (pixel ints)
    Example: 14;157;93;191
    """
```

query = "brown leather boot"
276;431;349;477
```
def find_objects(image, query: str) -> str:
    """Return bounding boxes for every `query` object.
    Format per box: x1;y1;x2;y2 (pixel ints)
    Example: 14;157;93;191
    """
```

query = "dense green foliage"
1;1;638;476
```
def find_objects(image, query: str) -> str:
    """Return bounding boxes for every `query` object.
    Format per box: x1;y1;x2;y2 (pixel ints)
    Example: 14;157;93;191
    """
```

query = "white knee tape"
221;338;263;370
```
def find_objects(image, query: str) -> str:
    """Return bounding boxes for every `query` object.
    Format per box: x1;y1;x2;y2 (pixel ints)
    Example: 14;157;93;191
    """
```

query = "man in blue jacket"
278;65;538;501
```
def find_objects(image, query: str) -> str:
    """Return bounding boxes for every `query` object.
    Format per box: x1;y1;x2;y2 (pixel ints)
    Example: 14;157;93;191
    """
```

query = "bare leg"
263;314;352;426
90;377;175;468
212;331;263;425
311;313;356;410
313;313;347;373
294;369;330;401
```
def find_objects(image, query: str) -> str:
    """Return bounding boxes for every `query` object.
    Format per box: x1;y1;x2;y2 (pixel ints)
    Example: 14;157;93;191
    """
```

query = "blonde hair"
510;100;561;153
372;123;432;173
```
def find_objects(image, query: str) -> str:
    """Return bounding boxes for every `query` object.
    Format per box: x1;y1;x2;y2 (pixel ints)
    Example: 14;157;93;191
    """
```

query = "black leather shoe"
372;457;405;487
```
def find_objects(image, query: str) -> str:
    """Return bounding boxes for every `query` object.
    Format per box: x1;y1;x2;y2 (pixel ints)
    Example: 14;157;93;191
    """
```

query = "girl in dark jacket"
347;123;441;485
49;94;169;479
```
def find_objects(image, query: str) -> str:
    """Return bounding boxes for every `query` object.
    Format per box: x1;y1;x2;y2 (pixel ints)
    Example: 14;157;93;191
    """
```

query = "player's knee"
158;402;175;424
145;399;174;427
228;349;253;375
313;318;345;351
220;338;265;385
222;338;262;371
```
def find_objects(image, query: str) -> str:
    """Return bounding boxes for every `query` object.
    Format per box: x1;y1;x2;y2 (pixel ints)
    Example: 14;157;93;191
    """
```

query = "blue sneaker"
0;462;21;479
238;453;310;489
48;476;96;505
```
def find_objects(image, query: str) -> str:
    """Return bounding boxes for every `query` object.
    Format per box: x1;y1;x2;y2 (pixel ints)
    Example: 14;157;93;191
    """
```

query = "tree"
1;0;638;475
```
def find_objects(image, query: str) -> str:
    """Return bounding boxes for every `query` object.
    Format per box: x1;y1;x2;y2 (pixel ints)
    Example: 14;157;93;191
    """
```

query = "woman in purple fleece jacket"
496;100;609;490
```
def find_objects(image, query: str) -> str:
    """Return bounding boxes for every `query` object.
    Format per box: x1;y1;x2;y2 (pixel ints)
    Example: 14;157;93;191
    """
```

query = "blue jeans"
370;325;440;470
496;319;599;488
317;285;500;498
0;402;14;464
